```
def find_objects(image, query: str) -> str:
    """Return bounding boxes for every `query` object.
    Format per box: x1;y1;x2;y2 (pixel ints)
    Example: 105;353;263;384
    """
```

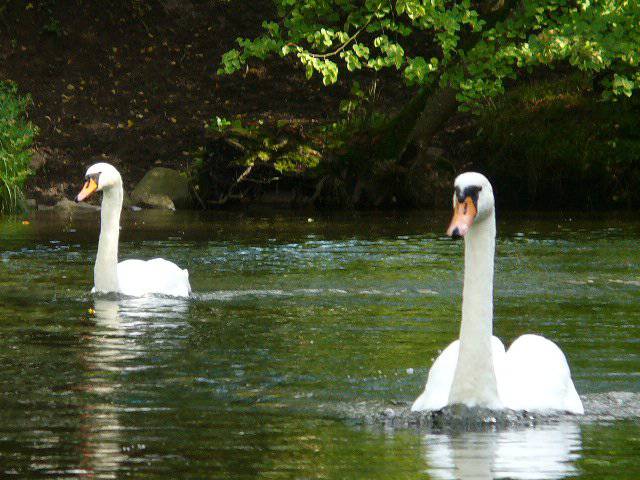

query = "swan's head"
75;163;122;202
447;172;494;239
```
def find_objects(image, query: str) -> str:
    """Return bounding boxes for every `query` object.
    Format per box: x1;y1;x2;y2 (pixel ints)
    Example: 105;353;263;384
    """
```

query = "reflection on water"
79;297;189;478
423;423;581;480
79;299;127;478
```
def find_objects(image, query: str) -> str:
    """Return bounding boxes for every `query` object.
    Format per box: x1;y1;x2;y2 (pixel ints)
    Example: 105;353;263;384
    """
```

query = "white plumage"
412;173;583;414
77;163;191;298
498;334;583;413
115;258;191;297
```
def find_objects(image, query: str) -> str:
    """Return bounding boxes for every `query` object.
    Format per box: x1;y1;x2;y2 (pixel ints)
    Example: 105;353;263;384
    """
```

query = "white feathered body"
498;334;583;413
411;334;584;414
116;258;191;297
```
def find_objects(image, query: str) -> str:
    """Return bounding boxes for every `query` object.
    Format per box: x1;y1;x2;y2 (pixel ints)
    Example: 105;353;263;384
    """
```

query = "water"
0;209;638;479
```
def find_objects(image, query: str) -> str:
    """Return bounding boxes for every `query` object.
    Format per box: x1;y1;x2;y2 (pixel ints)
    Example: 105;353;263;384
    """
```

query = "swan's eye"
85;172;101;185
455;185;482;208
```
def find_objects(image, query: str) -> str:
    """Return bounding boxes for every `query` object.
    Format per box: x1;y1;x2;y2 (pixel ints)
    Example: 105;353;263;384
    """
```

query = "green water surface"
0;210;638;479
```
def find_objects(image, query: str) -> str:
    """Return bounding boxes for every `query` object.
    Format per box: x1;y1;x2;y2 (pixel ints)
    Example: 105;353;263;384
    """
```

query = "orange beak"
446;196;477;238
75;178;98;202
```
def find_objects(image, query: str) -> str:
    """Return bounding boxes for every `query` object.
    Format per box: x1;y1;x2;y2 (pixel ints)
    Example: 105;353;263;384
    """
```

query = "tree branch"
287;16;372;59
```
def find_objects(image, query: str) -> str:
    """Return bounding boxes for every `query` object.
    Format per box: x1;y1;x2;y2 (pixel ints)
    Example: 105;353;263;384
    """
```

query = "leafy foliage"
0;81;37;214
322;80;387;148
313;82;443;207
205;116;322;174
189;117;323;205
219;1;640;109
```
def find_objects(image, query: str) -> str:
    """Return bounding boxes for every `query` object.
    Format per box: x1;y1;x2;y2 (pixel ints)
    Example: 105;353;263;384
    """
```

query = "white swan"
75;162;191;297
412;172;583;414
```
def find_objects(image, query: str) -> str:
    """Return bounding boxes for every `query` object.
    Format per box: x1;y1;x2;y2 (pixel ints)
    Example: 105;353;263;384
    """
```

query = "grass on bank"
0;81;37;214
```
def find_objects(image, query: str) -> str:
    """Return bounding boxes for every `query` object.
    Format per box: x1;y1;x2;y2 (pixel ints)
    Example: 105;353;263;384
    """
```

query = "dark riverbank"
0;1;369;204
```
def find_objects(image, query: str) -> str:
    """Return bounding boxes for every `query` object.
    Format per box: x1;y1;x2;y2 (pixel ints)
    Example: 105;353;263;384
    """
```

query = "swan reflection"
78;299;128;478
423;423;581;480
78;297;189;478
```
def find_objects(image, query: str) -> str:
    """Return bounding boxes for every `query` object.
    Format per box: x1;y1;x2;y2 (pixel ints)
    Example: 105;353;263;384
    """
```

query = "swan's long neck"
448;212;502;408
94;185;122;293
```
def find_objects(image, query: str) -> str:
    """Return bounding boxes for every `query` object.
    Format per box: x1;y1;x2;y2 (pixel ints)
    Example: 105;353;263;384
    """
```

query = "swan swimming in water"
75;162;191;297
412;172;583;414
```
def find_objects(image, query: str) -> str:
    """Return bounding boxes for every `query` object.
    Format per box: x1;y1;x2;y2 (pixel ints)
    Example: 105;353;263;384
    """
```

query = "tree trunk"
398;86;459;164
313;0;520;206
344;84;459;167
381;0;520;163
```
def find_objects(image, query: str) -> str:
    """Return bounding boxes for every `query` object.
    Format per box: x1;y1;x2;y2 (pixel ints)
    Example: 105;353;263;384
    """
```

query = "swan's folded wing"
411;340;460;412
117;259;149;296
145;258;191;297
501;334;583;414
117;258;191;297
